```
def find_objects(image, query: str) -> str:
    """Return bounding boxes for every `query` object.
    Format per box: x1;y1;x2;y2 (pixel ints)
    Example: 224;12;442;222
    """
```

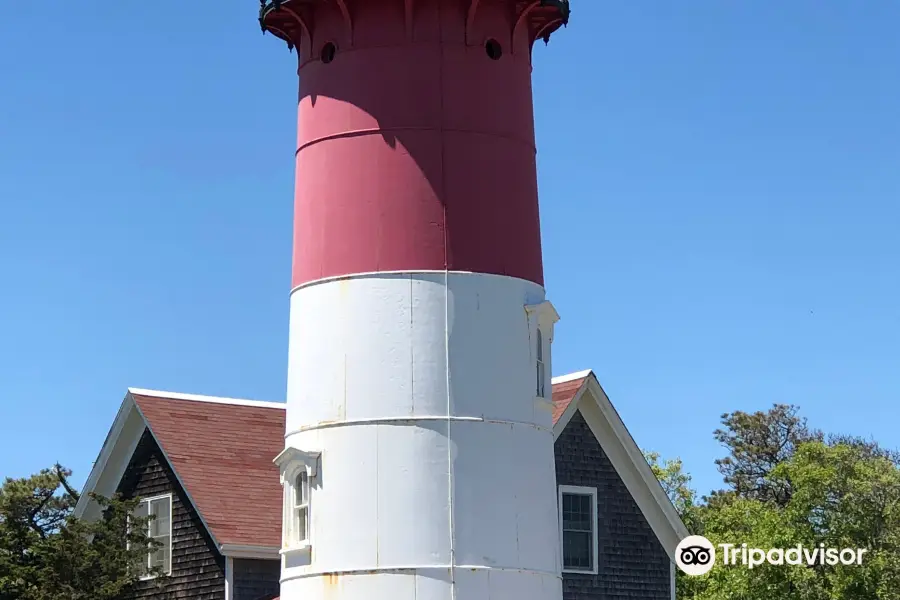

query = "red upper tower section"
260;0;570;288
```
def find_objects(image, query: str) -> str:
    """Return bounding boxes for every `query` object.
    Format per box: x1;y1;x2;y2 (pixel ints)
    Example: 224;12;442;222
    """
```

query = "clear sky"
1;1;898;499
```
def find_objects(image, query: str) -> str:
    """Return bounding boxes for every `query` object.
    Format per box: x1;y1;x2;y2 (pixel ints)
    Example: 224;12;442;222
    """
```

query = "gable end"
118;429;226;599
555;410;671;600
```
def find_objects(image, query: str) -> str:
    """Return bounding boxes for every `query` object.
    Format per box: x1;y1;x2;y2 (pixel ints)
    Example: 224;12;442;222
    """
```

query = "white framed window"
536;328;546;398
274;447;320;556
525;300;559;402
131;493;173;578
558;485;599;574
287;471;310;546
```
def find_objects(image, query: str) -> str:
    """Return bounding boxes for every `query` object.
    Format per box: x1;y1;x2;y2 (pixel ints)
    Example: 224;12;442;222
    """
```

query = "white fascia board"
220;544;281;560
551;369;593;385
74;392;142;519
127;387;284;410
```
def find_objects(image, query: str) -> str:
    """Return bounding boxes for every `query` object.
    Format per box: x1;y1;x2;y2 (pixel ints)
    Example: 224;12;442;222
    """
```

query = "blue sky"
1;1;898;499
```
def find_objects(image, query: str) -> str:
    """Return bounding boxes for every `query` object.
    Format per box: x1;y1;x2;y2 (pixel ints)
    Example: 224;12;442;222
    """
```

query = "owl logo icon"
676;535;716;576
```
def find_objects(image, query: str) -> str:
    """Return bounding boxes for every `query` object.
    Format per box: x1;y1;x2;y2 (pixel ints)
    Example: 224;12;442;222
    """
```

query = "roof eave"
74;391;142;519
219;543;281;560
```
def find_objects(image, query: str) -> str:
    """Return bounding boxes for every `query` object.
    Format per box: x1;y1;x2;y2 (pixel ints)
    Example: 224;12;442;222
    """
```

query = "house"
75;370;688;600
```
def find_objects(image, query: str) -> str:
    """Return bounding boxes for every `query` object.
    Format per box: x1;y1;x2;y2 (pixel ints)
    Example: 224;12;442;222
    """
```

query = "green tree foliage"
645;451;703;534
646;405;900;600
0;465;165;600
712;404;822;507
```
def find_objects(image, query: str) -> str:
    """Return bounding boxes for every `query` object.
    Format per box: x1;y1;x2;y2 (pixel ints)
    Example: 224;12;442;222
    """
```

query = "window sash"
561;492;595;572
537;359;546;397
295;472;309;507
132;495;172;577
286;472;310;546
296;506;308;543
148;497;171;538
562;530;593;569
148;535;171;572
536;328;546;397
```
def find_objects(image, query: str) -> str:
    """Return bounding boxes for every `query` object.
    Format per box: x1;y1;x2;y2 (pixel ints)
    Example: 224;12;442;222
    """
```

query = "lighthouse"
262;1;571;598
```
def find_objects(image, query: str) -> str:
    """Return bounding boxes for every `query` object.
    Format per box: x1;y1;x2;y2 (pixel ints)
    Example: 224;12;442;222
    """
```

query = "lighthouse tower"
262;1;571;599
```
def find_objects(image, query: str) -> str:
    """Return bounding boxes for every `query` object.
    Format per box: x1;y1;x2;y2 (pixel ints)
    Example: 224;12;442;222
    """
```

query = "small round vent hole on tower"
485;39;502;60
321;42;336;64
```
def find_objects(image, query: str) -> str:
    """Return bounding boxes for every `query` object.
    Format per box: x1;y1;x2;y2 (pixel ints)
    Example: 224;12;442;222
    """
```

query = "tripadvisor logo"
675;535;868;576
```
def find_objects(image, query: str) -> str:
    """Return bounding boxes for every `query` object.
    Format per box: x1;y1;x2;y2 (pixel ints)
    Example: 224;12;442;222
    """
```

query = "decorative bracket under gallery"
259;0;354;55
260;0;568;56
465;0;570;51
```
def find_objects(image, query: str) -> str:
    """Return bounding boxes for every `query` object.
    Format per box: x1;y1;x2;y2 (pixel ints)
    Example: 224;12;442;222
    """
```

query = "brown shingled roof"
551;374;588;424
128;372;591;551
131;392;285;549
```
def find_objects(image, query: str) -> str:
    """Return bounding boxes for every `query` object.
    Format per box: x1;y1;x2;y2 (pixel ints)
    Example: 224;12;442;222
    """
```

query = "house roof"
129;391;286;550
550;369;591;423
75;369;687;560
72;389;287;558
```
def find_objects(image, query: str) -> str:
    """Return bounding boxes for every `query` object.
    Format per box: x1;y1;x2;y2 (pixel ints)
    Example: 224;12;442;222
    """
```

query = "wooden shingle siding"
233;558;280;600
555;411;672;600
117;428;226;599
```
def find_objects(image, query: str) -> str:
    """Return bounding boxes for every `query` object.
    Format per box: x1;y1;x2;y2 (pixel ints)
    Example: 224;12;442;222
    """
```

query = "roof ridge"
127;388;286;410
129;374;590;410
551;369;593;384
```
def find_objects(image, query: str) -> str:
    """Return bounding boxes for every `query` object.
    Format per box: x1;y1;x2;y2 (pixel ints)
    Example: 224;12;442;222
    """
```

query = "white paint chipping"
280;568;561;599
281;272;562;599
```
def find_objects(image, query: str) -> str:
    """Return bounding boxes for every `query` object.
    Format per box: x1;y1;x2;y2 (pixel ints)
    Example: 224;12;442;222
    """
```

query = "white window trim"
274;447;320;558
525;300;560;406
670;560;676;600
558;485;599;575
131;493;174;580
225;556;234;600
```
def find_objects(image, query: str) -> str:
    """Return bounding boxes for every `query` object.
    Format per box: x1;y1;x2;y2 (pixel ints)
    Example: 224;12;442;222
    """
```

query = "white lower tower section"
277;272;561;600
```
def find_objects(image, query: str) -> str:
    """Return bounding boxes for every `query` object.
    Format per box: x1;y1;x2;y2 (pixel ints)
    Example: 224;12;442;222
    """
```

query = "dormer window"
536;328;546;398
525;300;560;402
274;447;320;556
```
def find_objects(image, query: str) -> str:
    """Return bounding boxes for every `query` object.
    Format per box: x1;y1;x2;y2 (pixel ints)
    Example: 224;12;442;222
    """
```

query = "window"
274;447;320;555
558;485;598;574
525;300;558;401
132;494;172;578
536;328;546;398
290;471;310;545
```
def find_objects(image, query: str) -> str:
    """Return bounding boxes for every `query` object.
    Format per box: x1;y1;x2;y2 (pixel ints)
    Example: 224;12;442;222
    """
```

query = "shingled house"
75;370;687;600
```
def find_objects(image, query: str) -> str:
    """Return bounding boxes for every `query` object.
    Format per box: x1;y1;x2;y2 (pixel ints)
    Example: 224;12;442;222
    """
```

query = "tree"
644;450;702;533
648;404;900;600
0;464;165;600
712;404;822;506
